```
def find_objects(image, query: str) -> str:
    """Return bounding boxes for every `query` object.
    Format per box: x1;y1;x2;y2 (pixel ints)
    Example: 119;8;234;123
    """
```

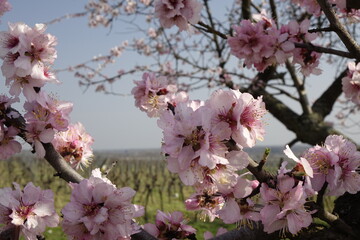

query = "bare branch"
242;0;252;20
294;42;355;59
285;60;312;115
316;0;360;60
312;69;347;120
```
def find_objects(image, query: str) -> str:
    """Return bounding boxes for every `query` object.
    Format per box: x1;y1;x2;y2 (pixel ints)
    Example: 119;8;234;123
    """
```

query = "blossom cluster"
0;22;93;164
0;169;144;240
133;72;267;222
0;182;59;240
291;0;360;21
62;169;144;240
143;210;196;239
342;61;360;105
132;72;181;117
52;122;94;170
133;73;360;236
154;0;203;31
228;16;321;76
302;134;360;196
260;165;314;235
85;0;151;28
0;0;11;19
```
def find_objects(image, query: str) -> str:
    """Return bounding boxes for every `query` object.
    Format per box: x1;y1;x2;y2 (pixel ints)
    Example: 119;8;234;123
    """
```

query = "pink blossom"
0;94;20;120
218;197;260;224
143;210;196;239
236;93;266;148
158;100;205;171
324;135;360;195
6;69;58;101
25;122;55;158
0;22;58;83
301;145;341;191
228;20;277;72
154;0;203;31
292;48;322;76
24;91;73;131
62;169;143;240
0;0;11;19
0;182;59;240
185;192;224;221
132;72;177;117
206;89;266;148
0;123;21;160
52;122;94;170
284;19;322;76
0;22;28;58
290;0;322;16
204;227;227;240
284;145;314;178
342;62;360;104
260;174;313;235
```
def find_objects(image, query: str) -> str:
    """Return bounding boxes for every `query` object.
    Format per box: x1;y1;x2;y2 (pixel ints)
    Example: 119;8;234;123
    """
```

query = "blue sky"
1;0;358;150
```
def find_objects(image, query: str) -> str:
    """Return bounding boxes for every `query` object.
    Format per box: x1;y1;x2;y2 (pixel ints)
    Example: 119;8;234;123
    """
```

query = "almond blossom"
323;135;360;195
52;122;94;170
0;22;58;87
143;210;196;239
24;90;73;132
206;89;266;148
185;191;225;222
284;145;314;178
132;72;177;117
342;61;360;105
290;0;322;16
0;0;11;19
0;123;21;160
154;0;203;31
25;122;55;158
301;145;341;191
228;19;276;72
62;169;143;240
204;227;228;240
260;170;313;235
0;182;59;240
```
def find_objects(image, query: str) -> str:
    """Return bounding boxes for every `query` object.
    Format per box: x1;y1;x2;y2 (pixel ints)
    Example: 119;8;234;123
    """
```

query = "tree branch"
242;0;252;20
312;69;347;120
285;60;312;115
316;0;360;60
42;143;84;183
294;42;355;59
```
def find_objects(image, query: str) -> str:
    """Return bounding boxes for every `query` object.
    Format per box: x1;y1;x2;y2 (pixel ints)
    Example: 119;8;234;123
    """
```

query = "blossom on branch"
0;94;21;160
260;167;313;235
0;123;21;160
0;182;59;240
52;122;94;170
0;22;59;102
323;135;360;195
342;61;360;105
0;0;11;19
143;210;196;239
24;90;73;132
132;72;178;117
154;0;203;31
62;169;143;240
